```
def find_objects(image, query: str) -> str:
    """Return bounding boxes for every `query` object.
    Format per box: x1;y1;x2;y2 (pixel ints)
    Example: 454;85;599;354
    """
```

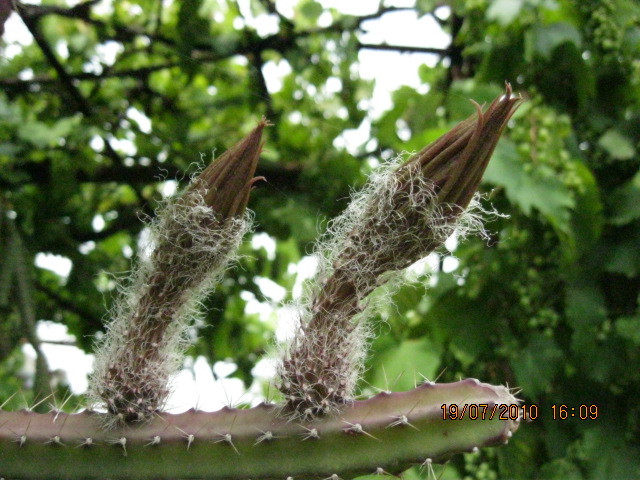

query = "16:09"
552;404;598;420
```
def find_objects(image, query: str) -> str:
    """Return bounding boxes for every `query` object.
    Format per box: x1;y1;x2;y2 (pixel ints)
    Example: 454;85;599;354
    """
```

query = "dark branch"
0;154;301;192
248;51;279;128
40;339;78;346
18;10;94;116
2;4;416;88
17;5;125;165
16;0;175;46
34;281;102;327
358;42;448;56
0;63;181;90
255;0;295;31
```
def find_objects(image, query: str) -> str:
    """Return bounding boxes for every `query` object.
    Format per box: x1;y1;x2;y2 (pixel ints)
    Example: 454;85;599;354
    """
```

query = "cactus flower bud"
195;119;268;218
279;85;522;419
89;121;267;423
401;83;521;213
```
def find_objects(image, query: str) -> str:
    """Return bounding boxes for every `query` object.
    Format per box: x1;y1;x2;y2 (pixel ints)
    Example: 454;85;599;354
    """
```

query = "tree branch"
0;63;180;90
34;281;102;327
358;42;448;55
0;153;302;194
5;215;52;405
40;339;78;346
17;4;132;166
16;0;175;46
248;50;279;133
2;5;418;89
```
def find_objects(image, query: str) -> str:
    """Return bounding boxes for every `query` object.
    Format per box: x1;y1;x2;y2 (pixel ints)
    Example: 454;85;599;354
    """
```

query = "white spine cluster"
89;188;251;424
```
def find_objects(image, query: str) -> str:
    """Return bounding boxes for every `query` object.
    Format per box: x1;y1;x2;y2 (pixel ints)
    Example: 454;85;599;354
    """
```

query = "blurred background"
1;0;639;478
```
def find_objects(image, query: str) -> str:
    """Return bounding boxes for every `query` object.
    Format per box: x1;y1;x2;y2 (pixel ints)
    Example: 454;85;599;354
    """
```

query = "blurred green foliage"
1;0;639;478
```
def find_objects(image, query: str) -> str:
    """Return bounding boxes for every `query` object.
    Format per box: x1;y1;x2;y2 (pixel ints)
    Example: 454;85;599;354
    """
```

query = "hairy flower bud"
89;121;266;424
401;83;520;211
195;119;267;218
278;85;522;419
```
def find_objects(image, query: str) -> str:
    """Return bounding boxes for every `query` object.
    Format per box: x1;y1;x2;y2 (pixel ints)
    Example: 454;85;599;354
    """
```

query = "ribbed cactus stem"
0;379;520;480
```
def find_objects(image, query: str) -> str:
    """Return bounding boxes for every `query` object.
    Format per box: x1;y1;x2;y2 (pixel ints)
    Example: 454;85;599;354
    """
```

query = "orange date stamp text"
441;403;599;421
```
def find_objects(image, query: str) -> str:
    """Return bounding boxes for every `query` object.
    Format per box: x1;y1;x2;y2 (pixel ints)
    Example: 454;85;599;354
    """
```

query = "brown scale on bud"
278;86;522;419
89;120;267;424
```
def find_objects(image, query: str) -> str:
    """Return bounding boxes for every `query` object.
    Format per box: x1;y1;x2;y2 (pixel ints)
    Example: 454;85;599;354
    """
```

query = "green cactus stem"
0;379;519;480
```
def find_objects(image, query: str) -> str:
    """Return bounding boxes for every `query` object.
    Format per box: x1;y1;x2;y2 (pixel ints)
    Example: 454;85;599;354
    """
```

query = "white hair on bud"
89;186;252;427
278;154;497;419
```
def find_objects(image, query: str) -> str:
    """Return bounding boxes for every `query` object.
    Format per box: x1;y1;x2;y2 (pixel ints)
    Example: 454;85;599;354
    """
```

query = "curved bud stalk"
278;86;522;418
0;379;519;480
88;120;267;423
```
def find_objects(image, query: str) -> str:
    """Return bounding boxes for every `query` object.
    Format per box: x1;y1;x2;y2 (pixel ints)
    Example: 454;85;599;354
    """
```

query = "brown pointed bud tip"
400;83;523;212
193;118;270;219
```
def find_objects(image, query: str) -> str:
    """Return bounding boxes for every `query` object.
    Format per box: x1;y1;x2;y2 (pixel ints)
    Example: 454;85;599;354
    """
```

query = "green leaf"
297;0;323;26
565;278;607;329
484;139;575;233
575;426;640;479
567;160;603;258
17;116;81;148
426;291;495;366
98;232;131;257
370;338;442;392
486;0;524;26
511;334;563;399
603;225;640;277
176;0;210;60
622;26;640;55
538;459;583;480
598;129;636;160
0;142;21;157
615;316;640;344
415;0;437;16
571;328;625;383
447;80;503;120
525;22;582;60
268;198;318;244
609;170;640;225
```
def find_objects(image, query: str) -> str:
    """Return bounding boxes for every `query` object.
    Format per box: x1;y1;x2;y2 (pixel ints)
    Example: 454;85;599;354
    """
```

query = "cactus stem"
0;379;519;479
174;427;195;449
214;432;239;455
343;422;378;441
